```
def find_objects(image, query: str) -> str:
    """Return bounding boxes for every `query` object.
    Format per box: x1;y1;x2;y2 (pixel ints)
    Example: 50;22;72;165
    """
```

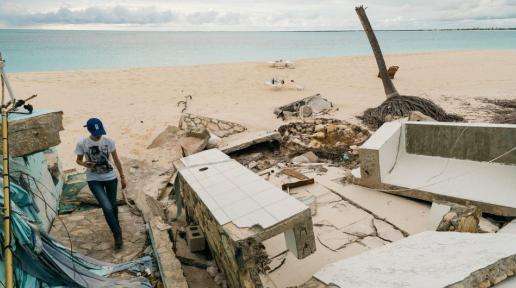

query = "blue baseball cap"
84;118;106;136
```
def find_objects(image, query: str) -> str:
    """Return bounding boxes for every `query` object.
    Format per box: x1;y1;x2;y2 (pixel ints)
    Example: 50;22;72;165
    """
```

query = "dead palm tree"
355;6;462;129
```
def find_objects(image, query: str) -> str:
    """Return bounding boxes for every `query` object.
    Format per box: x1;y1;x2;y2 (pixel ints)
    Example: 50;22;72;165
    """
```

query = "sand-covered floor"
9;50;516;169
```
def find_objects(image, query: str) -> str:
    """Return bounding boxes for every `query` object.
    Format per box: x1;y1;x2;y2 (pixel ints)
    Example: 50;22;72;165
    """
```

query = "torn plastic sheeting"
274;94;333;116
0;166;152;287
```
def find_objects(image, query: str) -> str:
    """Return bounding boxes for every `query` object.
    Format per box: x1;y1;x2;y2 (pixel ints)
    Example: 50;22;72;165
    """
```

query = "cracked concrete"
259;164;428;287
50;205;148;264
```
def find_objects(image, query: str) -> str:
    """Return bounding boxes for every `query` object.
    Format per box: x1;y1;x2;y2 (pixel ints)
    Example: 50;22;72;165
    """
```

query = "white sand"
8;50;516;169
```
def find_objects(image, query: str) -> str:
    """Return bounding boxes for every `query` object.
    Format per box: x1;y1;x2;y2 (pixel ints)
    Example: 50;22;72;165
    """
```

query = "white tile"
201;174;227;186
239;180;275;196
211;209;230;225
251;187;289;207
265;197;308;222
233;209;278;229
212;188;247;207
213;160;240;171
230;173;260;186
224;167;250;178
204;181;238;196
222;198;261;220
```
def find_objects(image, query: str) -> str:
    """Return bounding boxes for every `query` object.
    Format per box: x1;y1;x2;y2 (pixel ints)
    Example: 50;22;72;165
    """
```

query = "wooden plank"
282;178;315;190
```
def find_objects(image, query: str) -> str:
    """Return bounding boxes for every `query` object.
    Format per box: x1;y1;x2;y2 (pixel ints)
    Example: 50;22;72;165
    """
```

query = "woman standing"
75;118;127;250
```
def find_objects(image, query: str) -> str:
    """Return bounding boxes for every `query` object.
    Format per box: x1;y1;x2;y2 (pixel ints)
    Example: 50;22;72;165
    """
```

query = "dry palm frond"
359;95;463;129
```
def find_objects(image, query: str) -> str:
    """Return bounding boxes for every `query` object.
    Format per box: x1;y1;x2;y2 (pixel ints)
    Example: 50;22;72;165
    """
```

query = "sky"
1;0;516;31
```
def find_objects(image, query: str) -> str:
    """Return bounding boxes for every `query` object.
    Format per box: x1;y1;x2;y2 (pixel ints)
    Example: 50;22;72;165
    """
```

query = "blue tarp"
0;165;152;287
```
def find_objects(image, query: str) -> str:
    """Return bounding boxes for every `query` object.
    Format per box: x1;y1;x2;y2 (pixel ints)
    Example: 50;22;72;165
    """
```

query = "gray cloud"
0;1;516;29
2;6;178;25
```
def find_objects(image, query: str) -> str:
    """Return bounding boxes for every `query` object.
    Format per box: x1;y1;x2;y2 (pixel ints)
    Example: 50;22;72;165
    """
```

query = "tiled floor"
180;149;308;229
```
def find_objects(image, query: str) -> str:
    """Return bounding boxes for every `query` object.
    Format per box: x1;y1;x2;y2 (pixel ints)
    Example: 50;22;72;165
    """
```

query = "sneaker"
114;234;123;250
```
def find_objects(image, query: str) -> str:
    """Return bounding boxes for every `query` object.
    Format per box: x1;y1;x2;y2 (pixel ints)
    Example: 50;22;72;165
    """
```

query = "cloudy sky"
1;0;516;30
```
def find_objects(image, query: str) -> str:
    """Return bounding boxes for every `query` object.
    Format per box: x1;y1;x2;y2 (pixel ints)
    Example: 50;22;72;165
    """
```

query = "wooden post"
355;6;400;98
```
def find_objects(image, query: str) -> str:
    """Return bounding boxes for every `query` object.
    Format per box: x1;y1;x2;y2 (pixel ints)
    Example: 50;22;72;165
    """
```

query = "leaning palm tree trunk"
355;6;463;129
356;6;399;98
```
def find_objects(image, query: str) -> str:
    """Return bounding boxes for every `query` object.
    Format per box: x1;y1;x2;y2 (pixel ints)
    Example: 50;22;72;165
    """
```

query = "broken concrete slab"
3;110;64;157
219;130;280;154
314;231;516;288
179;113;246;138
315;178;430;235
149;217;189;288
499;220;516;235
260;173;408;288
355;121;516;216
178;149;316;288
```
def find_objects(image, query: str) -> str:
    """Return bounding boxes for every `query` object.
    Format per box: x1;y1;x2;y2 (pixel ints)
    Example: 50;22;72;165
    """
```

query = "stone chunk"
179;113;246;138
436;204;480;233
3;110;64;157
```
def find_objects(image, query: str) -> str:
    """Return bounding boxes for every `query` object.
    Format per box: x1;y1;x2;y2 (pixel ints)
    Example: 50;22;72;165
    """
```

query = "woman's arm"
76;155;95;168
111;150;127;189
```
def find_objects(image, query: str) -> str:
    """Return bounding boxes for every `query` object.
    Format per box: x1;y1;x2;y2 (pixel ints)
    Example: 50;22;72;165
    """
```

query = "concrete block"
186;225;206;252
3;110;64;157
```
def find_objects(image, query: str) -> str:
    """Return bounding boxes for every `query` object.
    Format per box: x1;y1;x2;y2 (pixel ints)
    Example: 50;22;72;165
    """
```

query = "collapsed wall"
5;110;65;230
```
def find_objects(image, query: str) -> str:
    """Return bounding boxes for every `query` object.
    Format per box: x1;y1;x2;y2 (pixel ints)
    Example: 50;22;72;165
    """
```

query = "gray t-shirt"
75;136;118;181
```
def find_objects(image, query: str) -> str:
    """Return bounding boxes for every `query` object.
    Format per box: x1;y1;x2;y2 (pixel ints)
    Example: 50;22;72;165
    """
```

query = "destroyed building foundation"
353;120;516;216
176;149;316;288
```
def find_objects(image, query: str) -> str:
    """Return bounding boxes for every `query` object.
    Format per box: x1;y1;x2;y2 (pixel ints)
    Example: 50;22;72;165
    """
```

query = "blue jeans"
87;179;121;237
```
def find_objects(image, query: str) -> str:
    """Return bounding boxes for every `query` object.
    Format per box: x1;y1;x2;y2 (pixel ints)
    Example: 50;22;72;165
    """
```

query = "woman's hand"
121;176;127;189
84;161;96;169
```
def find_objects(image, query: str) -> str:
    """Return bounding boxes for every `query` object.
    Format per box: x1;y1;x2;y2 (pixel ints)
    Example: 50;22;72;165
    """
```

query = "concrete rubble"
274;94;334;120
278;118;370;159
179;113;247;138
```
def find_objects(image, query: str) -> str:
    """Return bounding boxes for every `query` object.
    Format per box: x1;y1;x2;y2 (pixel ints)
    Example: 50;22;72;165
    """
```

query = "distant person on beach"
75;118;127;250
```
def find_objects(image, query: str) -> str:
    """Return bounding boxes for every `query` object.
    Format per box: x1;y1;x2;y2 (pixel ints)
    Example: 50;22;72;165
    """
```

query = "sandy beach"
9;49;516;169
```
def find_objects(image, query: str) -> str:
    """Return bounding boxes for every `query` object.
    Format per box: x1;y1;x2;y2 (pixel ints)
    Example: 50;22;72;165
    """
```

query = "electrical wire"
6;170;89;287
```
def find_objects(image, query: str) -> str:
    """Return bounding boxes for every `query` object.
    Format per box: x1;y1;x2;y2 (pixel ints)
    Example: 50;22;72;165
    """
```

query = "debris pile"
359;95;463;129
278;118;370;162
274;94;334;120
436;205;481;233
482;98;516;124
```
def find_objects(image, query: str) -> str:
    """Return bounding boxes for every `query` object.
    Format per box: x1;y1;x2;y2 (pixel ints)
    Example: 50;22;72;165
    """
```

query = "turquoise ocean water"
1;29;516;72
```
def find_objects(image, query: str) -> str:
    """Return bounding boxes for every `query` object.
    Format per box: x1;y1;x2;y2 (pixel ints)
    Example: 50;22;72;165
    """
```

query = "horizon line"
1;27;516;33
